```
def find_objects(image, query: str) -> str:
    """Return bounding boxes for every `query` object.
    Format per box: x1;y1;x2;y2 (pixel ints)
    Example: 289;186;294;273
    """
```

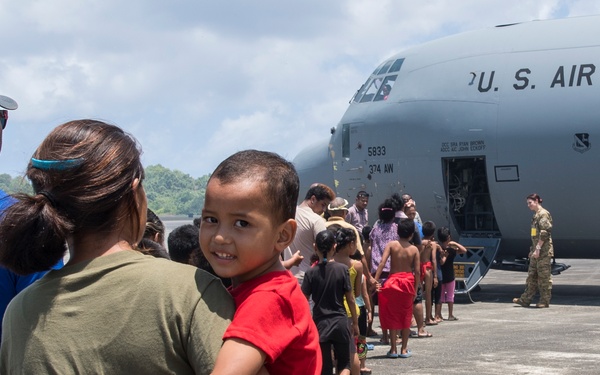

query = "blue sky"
0;0;596;177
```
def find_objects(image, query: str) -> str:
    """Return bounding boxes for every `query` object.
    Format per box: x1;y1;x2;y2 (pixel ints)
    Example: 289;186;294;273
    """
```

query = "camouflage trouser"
519;255;552;305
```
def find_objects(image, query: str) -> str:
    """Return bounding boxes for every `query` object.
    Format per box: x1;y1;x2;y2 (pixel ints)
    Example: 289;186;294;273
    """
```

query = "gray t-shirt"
285;205;327;283
1;250;234;375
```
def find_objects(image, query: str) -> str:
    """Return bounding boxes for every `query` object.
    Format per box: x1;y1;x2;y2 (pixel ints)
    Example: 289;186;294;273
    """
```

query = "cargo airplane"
293;15;600;292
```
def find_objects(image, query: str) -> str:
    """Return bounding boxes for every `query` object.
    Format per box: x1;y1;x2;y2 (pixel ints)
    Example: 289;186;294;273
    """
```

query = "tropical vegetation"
0;165;209;215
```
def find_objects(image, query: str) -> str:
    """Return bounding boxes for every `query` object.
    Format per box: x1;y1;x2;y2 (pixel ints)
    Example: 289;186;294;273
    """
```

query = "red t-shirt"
224;270;322;374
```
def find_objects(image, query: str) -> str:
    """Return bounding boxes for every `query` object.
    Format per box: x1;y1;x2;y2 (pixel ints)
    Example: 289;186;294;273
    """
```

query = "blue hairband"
31;157;84;171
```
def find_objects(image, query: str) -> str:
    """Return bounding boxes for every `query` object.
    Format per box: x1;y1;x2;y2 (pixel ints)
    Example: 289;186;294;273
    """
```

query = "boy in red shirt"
201;150;322;375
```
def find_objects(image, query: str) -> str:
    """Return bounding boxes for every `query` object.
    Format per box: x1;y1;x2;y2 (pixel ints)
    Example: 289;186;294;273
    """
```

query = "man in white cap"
326;197;364;256
326;197;378;288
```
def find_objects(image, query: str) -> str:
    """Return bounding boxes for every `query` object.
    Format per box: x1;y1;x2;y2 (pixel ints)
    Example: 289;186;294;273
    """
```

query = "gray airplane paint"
294;16;599;271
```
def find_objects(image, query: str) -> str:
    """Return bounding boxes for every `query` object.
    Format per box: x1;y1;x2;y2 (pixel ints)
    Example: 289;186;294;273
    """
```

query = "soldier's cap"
357;191;369;198
328;197;349;212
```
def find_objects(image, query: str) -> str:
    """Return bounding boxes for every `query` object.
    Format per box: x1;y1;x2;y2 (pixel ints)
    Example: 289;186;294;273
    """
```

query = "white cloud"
0;0;596;177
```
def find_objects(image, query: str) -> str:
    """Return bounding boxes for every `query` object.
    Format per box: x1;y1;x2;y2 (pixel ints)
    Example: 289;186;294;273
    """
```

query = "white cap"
0;95;18;110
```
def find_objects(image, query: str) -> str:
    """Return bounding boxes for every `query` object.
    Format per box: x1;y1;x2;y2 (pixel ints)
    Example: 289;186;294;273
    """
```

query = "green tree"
0;166;209;215
0;174;11;191
0;174;33;195
144;164;209;215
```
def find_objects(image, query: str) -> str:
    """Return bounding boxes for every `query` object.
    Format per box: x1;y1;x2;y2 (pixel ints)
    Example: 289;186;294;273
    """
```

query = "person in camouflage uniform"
513;193;553;308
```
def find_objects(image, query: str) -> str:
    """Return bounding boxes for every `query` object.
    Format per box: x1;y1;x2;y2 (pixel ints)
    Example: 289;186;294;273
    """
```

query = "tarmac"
362;258;600;375
162;220;600;374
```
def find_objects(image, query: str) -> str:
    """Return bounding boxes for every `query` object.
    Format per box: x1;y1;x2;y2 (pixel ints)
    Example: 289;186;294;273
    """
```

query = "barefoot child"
351;252;373;374
361;226;379;338
437;227;468;321
374;219;420;358
302;230;359;375
333;228;363;375
421;221;439;326
201;150;321;374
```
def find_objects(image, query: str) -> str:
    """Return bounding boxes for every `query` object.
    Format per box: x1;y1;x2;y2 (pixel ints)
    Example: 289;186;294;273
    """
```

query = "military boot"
512;298;530;307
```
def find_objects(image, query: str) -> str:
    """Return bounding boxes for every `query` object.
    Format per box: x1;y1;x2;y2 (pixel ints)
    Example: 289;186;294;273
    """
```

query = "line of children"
350;191;466;357
302;229;359;375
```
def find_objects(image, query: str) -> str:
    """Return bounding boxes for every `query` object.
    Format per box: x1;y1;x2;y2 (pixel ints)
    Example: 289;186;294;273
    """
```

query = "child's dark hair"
335;228;357;252
210;150;299;224
437;226;451;243
167;224;200;264
144;208;165;245
349;249;362;261
422;221;436;238
136;238;171;260
362;226;372;242
315;229;336;263
390;193;404;212
397;218;415;239
378;199;396;223
327;223;342;235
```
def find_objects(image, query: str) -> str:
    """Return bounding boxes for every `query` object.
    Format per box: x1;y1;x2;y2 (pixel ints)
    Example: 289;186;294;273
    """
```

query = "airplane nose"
294;139;335;200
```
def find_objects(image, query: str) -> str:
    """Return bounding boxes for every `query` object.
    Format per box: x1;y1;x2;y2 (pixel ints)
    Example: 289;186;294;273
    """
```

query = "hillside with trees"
0;174;33;195
143;164;209;215
0;165;209;215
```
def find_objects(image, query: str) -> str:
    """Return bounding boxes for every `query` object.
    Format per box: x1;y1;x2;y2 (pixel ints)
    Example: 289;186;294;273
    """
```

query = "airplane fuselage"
294;16;600;259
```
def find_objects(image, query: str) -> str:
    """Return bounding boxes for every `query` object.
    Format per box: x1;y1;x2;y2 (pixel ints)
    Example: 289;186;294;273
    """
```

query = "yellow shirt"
344;263;361;317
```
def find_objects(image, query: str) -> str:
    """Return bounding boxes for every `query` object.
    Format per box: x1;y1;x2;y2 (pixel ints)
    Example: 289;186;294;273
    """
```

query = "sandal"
367;329;379;337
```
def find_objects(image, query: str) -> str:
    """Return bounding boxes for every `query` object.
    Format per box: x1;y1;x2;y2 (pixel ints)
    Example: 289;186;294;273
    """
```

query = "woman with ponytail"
0;120;234;374
302;229;358;375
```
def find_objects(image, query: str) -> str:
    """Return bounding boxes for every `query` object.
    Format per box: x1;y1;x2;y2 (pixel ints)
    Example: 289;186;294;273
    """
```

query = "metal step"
453;237;502;302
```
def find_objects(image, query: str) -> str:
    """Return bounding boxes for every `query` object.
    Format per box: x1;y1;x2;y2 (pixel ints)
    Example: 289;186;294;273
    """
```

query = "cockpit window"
377;60;394;75
388;58;404;73
359;78;383;103
352;78;370;103
373;75;397;101
353;58;404;104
